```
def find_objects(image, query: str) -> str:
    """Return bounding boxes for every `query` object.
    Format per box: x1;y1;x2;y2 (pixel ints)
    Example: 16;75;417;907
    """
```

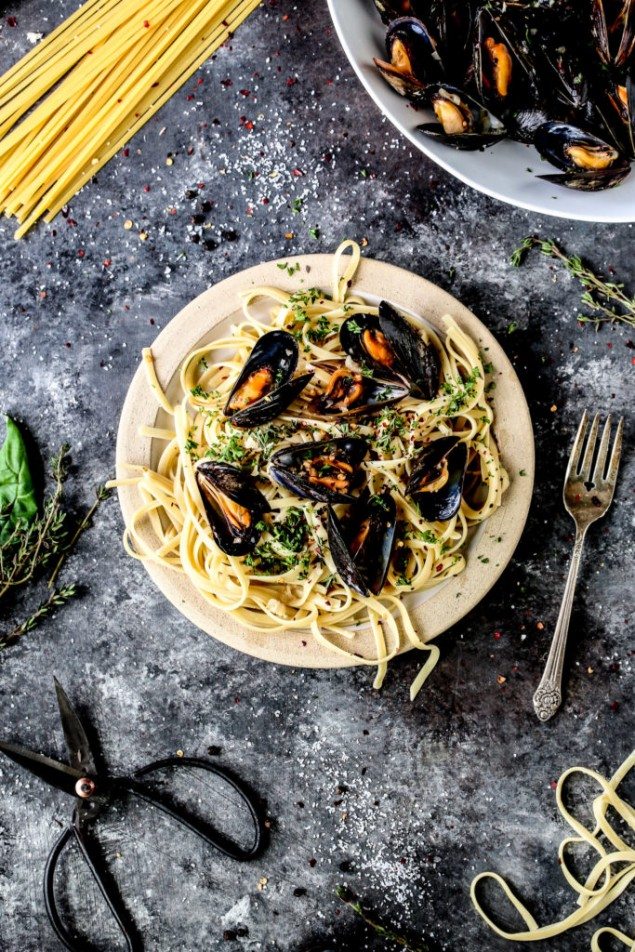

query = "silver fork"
533;411;624;722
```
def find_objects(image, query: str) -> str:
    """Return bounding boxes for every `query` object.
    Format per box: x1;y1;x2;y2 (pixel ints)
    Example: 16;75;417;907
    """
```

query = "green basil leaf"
0;417;38;537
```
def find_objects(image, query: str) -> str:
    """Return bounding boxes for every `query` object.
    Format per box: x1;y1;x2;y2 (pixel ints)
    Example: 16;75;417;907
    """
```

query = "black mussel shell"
538;164;631;190
406;436;467;522
311;366;408;418
378;301;440;400
535;121;626;173
195;461;270;556
269;437;369;504
592;0;635;68
224;330;312;427
507;106;551;144
327;490;398;598
340;313;403;381
418;84;506;149
376;16;445;86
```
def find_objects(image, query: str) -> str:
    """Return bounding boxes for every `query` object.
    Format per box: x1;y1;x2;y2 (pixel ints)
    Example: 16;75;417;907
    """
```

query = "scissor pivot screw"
75;777;96;798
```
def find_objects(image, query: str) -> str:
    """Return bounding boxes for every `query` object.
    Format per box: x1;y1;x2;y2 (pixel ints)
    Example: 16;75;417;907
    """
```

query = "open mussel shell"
224;330;313;428
340;313;403;381
195;461;270;556
374;16;444;100
327;490;398;598
311;366;409;418
592;0;635;68
535;121;626;172
418;85;506;149
406;436;467;522
538;165;632;189
473;7;534;110
378;301;440;400
269;437;369;504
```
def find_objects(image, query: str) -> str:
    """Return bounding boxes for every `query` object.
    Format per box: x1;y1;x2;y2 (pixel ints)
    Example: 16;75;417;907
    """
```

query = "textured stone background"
0;1;633;950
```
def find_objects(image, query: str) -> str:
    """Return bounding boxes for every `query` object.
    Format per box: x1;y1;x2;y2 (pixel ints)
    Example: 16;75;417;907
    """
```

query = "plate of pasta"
113;241;534;697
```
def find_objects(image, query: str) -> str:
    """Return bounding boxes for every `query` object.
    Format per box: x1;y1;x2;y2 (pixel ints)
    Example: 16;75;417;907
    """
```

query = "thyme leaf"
511;236;635;329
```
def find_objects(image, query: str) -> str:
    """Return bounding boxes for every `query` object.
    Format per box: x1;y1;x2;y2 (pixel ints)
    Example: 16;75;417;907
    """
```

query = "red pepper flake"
38;290;47;300
167;206;177;215
549;780;557;790
197;182;205;189
493;631;502;640
143;184;151;192
221;78;233;88
103;258;112;267
282;13;290;20
122;147;130;157
197;77;204;86
239;88;251;96
261;196;270;205
286;77;297;86
143;19;150;27
610;700;620;712
77;249;85;258
239;116;254;131
435;563;443;573
291;168;304;177
6;16;17;27
631;356;635;365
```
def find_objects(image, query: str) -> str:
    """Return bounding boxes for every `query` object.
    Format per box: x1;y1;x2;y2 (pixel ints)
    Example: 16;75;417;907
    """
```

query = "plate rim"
115;252;535;670
327;0;635;224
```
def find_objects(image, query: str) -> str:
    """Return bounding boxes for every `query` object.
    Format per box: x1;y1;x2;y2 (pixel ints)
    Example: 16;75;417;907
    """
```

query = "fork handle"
533;527;587;721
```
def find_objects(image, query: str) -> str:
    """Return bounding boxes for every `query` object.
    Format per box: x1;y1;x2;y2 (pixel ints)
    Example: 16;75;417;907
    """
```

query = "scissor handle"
129;756;264;861
44;818;141;952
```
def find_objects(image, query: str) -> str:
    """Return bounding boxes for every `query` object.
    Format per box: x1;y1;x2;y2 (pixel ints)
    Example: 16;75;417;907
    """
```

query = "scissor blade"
0;741;82;796
54;678;97;775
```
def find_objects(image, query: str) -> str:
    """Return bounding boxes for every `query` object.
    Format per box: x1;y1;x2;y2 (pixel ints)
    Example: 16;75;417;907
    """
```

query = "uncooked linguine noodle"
111;241;509;697
471;750;635;950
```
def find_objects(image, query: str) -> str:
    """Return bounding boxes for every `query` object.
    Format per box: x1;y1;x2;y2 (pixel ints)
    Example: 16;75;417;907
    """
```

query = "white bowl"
328;0;635;223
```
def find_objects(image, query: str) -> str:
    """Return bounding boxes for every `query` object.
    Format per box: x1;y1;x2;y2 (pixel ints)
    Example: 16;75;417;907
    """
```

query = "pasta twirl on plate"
111;241;509;697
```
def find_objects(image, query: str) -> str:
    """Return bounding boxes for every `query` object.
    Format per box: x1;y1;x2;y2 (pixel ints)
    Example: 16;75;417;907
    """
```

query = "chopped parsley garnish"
190;385;210;399
308;314;335;343
204;432;246;464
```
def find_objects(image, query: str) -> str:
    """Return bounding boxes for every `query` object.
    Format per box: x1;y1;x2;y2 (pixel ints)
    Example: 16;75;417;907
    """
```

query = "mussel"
535;121;631;189
374;16;444;100
269;437;369;503
311;366;409;418
340;301;440;401
224;330;313;428
327;490;397;598
406;436;467;522
592;0;635;69
418;84;506;149
195;461;270;555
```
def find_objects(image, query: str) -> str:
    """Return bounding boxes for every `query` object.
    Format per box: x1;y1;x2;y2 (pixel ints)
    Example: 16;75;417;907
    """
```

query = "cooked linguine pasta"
111;241;509;696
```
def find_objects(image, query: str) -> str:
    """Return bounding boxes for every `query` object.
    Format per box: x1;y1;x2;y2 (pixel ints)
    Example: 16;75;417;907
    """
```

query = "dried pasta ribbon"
471;751;635;949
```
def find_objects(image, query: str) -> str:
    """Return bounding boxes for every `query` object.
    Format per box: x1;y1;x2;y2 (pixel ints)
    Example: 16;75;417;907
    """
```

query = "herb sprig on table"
336;886;433;951
511;236;635;329
0;417;110;650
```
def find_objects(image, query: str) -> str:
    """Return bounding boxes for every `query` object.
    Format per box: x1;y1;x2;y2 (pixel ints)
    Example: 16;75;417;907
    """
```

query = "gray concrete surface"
0;1;632;950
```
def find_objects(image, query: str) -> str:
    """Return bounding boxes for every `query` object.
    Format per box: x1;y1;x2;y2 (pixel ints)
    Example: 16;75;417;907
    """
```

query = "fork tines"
566;411;624;489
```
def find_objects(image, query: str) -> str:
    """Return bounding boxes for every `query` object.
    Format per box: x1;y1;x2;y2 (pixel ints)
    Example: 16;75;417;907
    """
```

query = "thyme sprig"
511;236;635;329
0;584;79;650
0;440;110;648
335;886;433;952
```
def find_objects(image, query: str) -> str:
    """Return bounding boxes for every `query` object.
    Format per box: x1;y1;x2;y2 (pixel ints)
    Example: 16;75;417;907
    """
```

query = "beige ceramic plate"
116;253;534;669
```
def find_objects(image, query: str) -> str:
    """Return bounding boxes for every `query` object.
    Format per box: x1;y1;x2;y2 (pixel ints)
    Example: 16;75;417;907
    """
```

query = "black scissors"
0;679;265;952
